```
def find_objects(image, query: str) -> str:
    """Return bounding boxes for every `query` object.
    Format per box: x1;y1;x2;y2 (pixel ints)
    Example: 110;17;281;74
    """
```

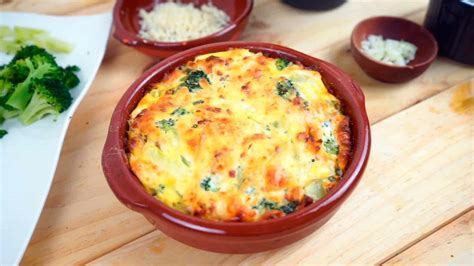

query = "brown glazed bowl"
102;42;371;253
351;16;438;83
113;0;253;58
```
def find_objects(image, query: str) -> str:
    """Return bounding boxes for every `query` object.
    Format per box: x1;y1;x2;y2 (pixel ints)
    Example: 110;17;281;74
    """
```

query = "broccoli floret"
0;61;30;83
5;56;59;110
155;118;175;132
62;65;80;89
192;99;204;105
321;121;339;155
40;65;80;89
12;45;56;64
181;70;210;92
170;107;189;116
275;58;290;70
0;129;7;139
18;78;72;125
276;79;297;100
0;45;79;127
0;79;14;99
259;198;278;210
279;201;299;214
200;176;220;192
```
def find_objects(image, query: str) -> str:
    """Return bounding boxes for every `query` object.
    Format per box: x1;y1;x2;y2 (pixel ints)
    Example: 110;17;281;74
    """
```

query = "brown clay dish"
351;16;438;83
113;0;253;58
102;42;371;253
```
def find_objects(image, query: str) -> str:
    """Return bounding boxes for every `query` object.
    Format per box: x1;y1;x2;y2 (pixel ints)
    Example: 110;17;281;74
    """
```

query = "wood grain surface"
1;0;472;265
384;210;474;265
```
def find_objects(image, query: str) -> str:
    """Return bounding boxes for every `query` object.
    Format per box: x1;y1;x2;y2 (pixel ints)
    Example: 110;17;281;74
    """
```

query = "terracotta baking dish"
113;0;253;58
102;42;371;253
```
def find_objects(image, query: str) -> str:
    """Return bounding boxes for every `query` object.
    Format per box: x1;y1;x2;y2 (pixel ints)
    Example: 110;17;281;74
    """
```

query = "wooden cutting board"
1;0;472;264
89;80;474;265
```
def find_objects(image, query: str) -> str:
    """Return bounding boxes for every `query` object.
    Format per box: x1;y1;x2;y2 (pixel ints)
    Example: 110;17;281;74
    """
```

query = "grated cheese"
138;1;230;42
361;35;417;66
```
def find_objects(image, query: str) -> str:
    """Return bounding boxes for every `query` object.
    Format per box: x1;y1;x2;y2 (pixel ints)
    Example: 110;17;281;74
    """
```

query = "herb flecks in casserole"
127;49;351;222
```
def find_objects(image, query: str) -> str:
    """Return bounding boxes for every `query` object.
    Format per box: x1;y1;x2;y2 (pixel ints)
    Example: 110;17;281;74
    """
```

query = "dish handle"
102;135;151;212
350;79;366;104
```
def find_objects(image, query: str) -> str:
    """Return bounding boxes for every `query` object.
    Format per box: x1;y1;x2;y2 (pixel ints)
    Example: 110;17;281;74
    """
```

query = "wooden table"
3;0;473;264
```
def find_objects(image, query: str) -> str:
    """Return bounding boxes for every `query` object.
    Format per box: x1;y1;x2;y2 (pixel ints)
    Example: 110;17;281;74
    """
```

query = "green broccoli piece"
200;176;220;192
180;155;191;167
0;79;14;101
321;121;339;155
12;45;56;64
43;64;80;89
12;45;80;89
192;99;204;105
275;58;290;70
0;45;79;128
181;70;210;92
0;129;7;138
62;65;80;89
5;56;58;110
279;201;299;214
171;107;189;116
18;78;72;125
155;118;175;132
261;199;278;210
0;61;30;83
3;47;70;111
0;80;21;121
275;78;297;100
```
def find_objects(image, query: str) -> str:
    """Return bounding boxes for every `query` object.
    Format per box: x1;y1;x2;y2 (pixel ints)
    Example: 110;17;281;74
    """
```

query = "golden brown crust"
127;49;352;222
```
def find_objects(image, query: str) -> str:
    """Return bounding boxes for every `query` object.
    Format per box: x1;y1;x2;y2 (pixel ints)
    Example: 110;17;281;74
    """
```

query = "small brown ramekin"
351;16;438;83
113;0;253;58
102;42;371;253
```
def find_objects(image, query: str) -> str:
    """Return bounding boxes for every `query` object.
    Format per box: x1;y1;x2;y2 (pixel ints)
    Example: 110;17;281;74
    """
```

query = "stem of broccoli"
18;90;52;125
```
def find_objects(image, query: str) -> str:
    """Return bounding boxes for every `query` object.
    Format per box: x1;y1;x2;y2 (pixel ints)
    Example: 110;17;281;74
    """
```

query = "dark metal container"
282;0;346;11
424;0;474;65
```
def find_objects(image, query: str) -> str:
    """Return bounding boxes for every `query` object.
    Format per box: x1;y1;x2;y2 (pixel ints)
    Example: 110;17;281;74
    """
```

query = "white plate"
0;12;112;264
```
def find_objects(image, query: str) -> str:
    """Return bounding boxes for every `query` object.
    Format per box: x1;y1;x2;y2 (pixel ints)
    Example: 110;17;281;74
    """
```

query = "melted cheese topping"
127;49;351;222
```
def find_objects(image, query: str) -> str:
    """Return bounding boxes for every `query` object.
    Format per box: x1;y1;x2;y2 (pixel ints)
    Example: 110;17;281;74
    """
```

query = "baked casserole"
127;49;352;222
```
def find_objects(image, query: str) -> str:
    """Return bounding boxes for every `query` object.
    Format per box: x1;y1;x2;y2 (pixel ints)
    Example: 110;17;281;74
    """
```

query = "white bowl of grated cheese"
113;0;253;58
